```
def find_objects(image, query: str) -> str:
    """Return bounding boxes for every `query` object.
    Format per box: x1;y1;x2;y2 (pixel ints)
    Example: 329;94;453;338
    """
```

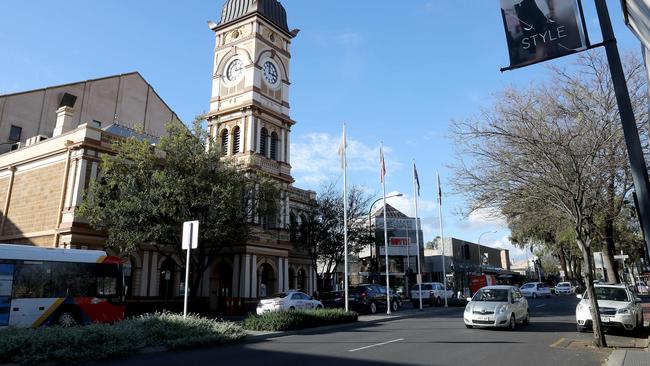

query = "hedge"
0;312;245;365
242;309;358;332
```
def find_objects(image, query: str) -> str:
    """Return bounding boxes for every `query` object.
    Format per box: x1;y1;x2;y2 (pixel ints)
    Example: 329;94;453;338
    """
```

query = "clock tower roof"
218;0;290;35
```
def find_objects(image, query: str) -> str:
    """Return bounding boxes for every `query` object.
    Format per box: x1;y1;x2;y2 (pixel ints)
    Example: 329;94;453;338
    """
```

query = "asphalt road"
89;295;649;366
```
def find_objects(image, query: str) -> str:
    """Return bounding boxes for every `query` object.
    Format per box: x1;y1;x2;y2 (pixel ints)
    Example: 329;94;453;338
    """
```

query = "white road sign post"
182;220;199;318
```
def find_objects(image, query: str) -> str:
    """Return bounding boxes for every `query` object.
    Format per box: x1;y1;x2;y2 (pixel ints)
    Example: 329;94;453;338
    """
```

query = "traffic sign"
614;254;629;260
182;221;199;250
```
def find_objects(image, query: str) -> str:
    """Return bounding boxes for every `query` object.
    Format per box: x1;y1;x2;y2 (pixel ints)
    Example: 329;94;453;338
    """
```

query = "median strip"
348;338;404;352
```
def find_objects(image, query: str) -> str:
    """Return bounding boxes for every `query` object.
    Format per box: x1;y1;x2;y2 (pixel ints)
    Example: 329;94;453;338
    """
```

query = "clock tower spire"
207;0;299;183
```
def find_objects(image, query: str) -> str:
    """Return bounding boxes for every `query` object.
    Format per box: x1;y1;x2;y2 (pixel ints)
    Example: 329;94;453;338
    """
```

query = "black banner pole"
594;0;650;260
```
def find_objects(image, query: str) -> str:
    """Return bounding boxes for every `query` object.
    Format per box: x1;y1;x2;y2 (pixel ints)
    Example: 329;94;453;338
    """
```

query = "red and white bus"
0;244;125;328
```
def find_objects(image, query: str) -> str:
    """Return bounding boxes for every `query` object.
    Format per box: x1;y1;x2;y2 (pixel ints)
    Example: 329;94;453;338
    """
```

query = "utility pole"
595;0;650;258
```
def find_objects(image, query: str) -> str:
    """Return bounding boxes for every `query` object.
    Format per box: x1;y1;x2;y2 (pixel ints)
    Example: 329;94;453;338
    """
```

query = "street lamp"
478;230;498;274
367;193;403;279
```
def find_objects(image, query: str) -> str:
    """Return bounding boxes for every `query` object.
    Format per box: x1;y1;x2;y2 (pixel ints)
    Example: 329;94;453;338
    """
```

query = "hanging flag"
337;124;347;170
379;144;386;183
413;161;420;196
437;172;442;205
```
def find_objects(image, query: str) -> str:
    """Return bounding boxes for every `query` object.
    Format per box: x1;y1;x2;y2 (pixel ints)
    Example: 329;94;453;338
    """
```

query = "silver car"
464;285;530;330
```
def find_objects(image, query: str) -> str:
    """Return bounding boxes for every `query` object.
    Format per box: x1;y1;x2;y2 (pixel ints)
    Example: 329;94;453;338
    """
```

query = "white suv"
576;284;644;333
410;282;454;307
520;282;551;298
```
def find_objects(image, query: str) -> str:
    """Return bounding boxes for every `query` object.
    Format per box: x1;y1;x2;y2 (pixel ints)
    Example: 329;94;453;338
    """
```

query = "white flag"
338;124;347;170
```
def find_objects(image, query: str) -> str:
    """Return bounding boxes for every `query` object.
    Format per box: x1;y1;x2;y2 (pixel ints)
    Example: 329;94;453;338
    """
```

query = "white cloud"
492;235;528;263
336;32;363;46
290;132;401;186
461;208;507;230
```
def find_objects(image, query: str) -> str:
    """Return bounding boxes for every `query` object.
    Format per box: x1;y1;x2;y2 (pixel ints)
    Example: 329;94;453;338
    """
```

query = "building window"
91;120;102;128
233;126;241;154
9;125;21;142
270;132;278;160
260;128;268;157
220;129;229;155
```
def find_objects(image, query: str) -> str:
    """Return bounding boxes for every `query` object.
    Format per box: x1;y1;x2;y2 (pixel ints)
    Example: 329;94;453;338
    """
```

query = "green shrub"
0;313;245;365
242;309;358;331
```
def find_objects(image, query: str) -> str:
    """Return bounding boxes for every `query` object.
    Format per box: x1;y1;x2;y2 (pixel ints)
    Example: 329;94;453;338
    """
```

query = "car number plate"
601;316;612;323
476;316;489;321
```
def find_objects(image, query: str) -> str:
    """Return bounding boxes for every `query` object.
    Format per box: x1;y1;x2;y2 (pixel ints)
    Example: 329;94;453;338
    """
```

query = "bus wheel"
57;309;80;327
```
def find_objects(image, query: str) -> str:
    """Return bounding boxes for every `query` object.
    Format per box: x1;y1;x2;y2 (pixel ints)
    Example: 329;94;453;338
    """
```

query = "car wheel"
435;297;442;307
57;310;79;327
315;305;323;310
577;324;586;333
523;311;530;326
391;299;399;312
369;302;377;314
411;300;418;308
532;293;538;299
509;314;516;331
289;306;296;311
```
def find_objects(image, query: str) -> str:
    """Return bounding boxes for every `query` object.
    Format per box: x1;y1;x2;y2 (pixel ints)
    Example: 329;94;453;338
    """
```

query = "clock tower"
205;1;317;310
207;0;299;184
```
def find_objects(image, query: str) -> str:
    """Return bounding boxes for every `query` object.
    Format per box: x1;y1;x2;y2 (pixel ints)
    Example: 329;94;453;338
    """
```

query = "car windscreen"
266;292;287;299
411;284;432;291
472;289;508;302
584;287;630;302
349;287;368;294
321;292;342;300
557;283;570;287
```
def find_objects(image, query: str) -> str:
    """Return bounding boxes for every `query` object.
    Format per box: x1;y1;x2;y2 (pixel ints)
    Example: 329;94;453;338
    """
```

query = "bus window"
12;261;52;298
0;263;14;326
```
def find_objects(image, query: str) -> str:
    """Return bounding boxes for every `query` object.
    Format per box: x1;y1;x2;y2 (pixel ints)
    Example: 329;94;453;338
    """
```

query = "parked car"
348;284;401;314
636;281;649;295
410;282;454;307
555;282;574;295
321;290;344;309
520;282;552;298
256;291;323;315
575;284;644;333
463;285;529;330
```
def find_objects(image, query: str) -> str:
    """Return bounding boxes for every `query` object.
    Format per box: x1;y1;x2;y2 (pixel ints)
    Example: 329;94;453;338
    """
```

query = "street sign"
614;254;629;260
182;221;199;250
622;0;650;51
182;220;199;318
500;0;589;70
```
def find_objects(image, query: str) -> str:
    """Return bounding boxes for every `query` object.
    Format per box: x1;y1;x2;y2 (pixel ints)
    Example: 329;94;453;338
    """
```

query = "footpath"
607;302;650;366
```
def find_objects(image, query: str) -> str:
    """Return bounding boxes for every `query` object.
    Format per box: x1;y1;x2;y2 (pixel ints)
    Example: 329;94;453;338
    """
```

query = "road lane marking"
348;338;404;352
536;304;546;308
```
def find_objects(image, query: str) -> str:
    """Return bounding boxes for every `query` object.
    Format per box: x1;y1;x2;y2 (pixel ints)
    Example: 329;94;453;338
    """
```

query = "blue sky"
0;1;644;263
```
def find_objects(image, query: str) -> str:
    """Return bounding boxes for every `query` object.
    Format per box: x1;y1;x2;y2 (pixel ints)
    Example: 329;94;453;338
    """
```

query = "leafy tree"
296;182;373;291
78;119;279;297
451;51;647;347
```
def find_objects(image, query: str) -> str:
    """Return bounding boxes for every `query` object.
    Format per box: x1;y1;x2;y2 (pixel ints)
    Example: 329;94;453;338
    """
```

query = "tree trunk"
557;245;569;281
577;238;607;348
602;218;620;283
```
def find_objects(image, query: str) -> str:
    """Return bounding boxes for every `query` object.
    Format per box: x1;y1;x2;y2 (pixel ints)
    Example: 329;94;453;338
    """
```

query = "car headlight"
497;305;508;314
576;302;585;312
464;304;472;313
616;307;631;314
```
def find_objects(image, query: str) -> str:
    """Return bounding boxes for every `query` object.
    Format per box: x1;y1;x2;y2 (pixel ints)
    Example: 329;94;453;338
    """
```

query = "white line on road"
536;304;546;308
348;338;404;352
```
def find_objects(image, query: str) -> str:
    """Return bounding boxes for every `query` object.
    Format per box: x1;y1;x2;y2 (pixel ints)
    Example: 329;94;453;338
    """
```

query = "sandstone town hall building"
0;0;317;314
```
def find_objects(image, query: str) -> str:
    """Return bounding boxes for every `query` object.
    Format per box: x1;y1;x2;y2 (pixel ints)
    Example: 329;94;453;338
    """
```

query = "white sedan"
464;285;529;330
256;291;324;315
555;282;574;295
520;282;551;298
576;284;644;333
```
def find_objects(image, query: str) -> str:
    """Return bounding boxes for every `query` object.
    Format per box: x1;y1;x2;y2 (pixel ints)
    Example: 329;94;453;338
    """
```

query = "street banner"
500;0;589;70
389;237;410;246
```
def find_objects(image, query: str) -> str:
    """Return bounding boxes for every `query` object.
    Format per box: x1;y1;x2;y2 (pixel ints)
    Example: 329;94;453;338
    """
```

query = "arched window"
270;132;278;160
220;129;229;155
289;212;298;242
260;128;268;157
233;126;241;154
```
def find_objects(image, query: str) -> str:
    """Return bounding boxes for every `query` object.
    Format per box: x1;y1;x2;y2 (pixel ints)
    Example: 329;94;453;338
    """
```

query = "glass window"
472;288;509;302
291;293;302;300
13;261;52;298
270;132;278;160
584;287;630;302
0;264;13;297
51;262;96;297
9;125;22;142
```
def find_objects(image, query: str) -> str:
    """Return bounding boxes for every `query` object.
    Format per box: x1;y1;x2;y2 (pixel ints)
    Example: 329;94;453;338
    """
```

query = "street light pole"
367;194;403;281
477;230;497;274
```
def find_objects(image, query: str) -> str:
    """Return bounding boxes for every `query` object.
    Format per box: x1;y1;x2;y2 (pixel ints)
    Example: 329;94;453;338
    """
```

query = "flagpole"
413;160;423;311
342;124;349;313
437;171;448;308
381;143;391;315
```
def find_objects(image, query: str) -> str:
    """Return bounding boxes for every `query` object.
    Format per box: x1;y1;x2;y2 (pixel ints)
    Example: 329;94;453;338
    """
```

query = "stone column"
232;254;241;297
242;254;251;298
251;254;257;298
283;258;289;292
149;252;159;297
277;257;284;294
141;251;150;297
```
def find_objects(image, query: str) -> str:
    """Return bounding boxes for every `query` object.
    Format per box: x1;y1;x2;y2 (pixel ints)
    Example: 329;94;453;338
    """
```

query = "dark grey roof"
372;204;410;219
219;0;290;34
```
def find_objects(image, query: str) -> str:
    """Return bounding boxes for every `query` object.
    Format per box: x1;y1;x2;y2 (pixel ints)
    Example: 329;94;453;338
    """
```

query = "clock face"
263;61;278;85
225;59;243;82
